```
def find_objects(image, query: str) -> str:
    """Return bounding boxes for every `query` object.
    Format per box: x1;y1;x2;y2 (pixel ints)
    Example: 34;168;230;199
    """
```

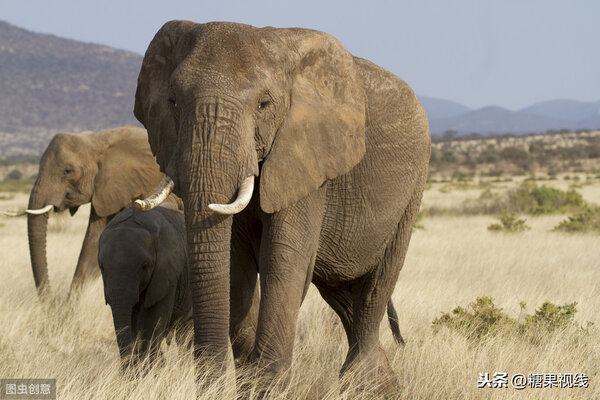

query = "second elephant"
21;126;182;295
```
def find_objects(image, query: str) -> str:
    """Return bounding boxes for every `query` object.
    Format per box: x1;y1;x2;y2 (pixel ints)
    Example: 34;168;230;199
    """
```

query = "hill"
417;96;472;120
0;21;142;158
426;100;600;136
428;105;573;136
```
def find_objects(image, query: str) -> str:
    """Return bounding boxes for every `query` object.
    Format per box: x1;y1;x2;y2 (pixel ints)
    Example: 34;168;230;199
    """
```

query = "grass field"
0;176;598;399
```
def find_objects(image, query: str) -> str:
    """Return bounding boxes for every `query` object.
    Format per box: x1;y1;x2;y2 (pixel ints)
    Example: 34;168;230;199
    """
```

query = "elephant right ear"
134;20;197;171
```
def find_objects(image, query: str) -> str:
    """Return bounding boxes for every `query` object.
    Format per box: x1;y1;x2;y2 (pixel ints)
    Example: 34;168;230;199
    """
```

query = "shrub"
5;169;23;180
432;297;514;340
433;297;588;343
525;302;577;332
487;212;530;232
553;207;600;233
507;183;587;214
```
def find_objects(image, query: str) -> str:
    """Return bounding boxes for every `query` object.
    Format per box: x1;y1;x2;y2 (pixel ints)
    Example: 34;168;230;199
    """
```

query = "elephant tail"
387;300;405;346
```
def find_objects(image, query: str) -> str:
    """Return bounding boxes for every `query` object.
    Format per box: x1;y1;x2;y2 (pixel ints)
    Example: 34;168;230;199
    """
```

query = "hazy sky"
3;0;599;110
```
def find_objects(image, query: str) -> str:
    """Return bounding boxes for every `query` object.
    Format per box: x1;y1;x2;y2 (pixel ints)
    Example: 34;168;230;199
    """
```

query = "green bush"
5;169;23;180
525;302;577;332
487;211;530;232
507;182;587;214
553;207;600;233
433;297;588;343
432;297;514;340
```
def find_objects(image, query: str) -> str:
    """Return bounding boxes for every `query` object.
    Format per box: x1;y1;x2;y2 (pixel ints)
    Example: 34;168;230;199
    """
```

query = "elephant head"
134;21;366;365
99;206;187;362
25;127;166;293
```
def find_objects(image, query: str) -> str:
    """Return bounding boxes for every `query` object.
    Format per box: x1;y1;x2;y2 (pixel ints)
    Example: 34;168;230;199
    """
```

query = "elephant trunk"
176;104;254;376
112;306;135;361
27;186;51;294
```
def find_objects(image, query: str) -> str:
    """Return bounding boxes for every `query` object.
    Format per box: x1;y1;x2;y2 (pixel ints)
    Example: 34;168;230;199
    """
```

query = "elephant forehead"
174;23;285;87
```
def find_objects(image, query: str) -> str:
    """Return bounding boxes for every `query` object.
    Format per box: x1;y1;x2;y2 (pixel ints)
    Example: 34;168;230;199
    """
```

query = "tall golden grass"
0;182;598;399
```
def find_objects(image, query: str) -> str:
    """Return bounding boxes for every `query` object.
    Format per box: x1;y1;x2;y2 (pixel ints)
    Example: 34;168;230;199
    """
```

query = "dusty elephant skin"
135;21;430;395
24;126;182;296
98;206;191;365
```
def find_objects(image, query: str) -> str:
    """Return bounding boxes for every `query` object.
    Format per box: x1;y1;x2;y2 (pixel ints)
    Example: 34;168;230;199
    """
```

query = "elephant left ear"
259;29;366;214
92;129;166;217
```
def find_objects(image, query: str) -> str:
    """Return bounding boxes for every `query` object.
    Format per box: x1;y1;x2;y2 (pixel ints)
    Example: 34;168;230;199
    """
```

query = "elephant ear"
134;20;197;171
144;211;186;308
259;29;367;213
92;132;165;217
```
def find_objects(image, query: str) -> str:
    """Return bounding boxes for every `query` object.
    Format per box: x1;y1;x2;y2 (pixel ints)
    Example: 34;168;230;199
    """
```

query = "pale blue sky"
2;0;599;110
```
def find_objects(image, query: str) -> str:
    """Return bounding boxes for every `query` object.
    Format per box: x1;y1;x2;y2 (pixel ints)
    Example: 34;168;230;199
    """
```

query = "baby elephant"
98;205;191;364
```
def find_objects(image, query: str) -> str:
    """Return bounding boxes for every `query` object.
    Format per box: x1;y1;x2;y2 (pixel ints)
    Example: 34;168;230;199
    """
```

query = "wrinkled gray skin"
27;126;182;295
98;206;191;364
135;21;430;392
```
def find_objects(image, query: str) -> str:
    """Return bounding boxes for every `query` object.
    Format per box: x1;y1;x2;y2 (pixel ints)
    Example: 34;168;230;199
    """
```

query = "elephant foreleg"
69;208;108;294
251;188;326;382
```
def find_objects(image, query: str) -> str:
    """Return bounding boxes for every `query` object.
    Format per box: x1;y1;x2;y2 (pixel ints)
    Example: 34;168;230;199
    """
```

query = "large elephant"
134;21;430;392
15;126;182;295
98;205;191;364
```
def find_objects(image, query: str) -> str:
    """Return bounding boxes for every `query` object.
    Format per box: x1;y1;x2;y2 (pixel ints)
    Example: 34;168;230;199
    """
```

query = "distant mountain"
0;20;598;157
417;96;471;121
428;105;573;135
425;98;600;135
0;20;142;157
520;99;600;123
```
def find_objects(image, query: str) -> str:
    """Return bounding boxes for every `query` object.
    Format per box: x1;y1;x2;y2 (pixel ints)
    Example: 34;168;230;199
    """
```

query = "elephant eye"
63;168;74;175
258;99;271;110
168;97;177;107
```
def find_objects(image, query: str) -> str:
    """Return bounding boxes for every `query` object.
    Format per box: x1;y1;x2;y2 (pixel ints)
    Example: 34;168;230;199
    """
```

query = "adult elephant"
135;21;429;392
13;126;181;295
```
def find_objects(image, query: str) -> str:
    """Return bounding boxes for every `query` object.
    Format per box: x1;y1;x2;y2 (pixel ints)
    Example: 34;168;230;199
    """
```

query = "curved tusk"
209;176;254;215
134;177;174;211
3;204;53;217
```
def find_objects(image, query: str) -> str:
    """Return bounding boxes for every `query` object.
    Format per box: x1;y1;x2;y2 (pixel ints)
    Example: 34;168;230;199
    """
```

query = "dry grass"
0;185;598;399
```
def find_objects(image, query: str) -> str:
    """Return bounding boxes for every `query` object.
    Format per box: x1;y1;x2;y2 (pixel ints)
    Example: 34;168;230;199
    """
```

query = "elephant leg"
251;188;326;382
69;209;108;294
341;190;423;393
315;282;356;346
230;220;260;363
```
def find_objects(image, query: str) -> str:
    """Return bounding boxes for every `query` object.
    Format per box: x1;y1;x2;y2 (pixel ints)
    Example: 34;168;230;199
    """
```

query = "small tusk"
209;176;254;215
4;204;53;216
134;177;174;211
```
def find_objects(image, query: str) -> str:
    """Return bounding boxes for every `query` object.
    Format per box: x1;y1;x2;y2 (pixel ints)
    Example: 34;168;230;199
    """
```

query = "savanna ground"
1;132;599;399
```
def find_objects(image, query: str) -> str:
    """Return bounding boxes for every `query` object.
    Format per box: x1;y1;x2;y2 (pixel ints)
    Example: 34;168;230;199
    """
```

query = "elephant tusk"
3;210;26;217
134;177;174;211
209;176;254;215
3;204;53;216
